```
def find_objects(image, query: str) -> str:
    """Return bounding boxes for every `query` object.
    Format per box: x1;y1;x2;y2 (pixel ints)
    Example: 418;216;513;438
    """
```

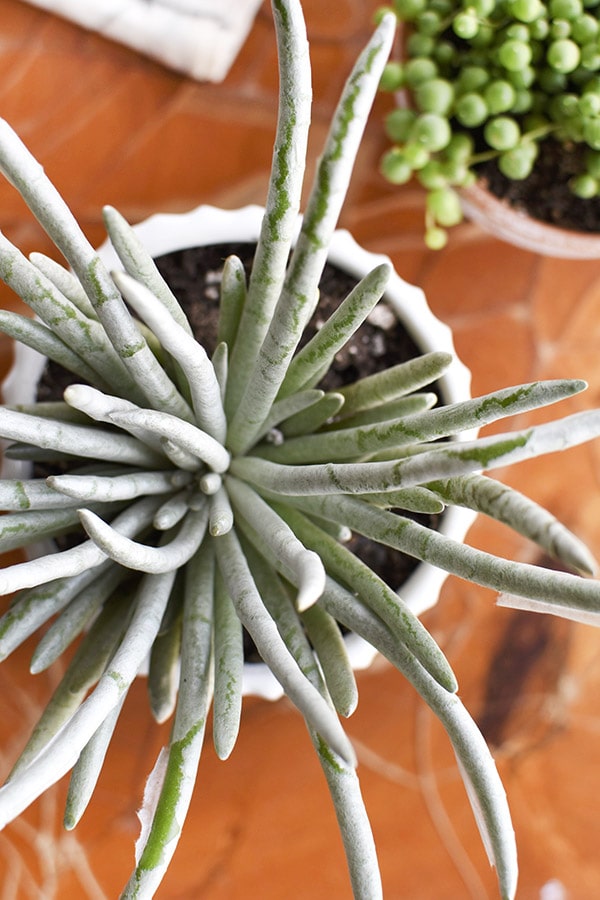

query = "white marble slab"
22;0;263;81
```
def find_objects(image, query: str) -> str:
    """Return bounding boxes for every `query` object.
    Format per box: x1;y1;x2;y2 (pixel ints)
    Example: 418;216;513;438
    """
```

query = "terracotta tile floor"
1;1;600;897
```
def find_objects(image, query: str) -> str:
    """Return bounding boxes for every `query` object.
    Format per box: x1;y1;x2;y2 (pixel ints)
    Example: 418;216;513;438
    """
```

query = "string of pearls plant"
0;2;600;897
379;0;600;247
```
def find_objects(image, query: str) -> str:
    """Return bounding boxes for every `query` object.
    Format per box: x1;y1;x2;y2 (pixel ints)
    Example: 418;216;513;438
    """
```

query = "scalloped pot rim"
2;204;476;700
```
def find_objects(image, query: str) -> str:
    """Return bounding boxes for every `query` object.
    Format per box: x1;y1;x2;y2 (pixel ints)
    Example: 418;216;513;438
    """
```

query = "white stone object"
21;0;263;81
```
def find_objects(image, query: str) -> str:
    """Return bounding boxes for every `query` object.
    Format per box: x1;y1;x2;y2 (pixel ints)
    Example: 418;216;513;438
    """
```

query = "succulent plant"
1;2;600;898
378;0;600;247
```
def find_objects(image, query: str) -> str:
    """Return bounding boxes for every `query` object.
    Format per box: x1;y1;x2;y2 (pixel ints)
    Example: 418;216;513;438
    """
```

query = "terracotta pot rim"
460;180;600;259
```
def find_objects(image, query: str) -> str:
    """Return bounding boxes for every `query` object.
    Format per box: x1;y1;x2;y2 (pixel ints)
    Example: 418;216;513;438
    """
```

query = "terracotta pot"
2;203;476;701
460;180;600;260
393;25;600;259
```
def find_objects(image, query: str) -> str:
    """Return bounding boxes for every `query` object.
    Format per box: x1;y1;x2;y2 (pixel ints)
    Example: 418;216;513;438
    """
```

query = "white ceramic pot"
2;204;476;699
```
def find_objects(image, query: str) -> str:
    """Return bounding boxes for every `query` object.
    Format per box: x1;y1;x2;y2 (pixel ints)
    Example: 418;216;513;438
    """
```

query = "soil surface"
476;138;600;233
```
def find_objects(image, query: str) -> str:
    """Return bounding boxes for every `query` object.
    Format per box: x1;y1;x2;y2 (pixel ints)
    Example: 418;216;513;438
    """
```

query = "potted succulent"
1;1;600;898
378;0;600;255
2;201;477;701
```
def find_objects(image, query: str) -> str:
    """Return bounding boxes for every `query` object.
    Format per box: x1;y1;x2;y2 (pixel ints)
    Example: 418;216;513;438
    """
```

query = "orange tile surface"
1;0;600;897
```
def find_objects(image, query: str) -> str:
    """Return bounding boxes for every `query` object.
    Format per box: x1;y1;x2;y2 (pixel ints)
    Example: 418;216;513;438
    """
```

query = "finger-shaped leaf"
122;542;214;899
0;310;108;388
278;263;391;397
212;567;244;761
0;569;175;824
29;251;98;319
226;476;325;611
224;0;311;416
0;477;82;510
108;408;230;474
429;473;597;575
289;492;600;615
0;406;164;468
217;254;246;347
256;380;587;464
10;591;132;778
30;564;130;673
214;527;355;766
0;494;163;596
79;506;209;574
48;470;188;503
334;352;452;418
226;12;396;454
272;501;457;693
64;696;126;829
102;205;192;335
112;270;226;442
302;603;358;717
321;577;517;900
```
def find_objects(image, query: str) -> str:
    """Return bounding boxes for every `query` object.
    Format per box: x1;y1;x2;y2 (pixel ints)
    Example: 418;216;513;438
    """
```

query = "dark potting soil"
153;241;440;591
475;138;600;234
36;242;441;661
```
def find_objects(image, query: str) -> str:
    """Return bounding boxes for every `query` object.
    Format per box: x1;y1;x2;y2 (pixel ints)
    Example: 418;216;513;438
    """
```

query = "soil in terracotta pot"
34;242;441;661
475;137;600;233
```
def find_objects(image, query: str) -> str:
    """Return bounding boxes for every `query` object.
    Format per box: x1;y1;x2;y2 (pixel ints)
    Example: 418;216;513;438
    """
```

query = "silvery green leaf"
214;527;355;767
335;351;452;419
108;408;230;473
122;545;214;899
243;538;325;693
324;392;438;430
0;494;163;596
278;263;391;397
429;474;597;575
10;592;132;778
30;564;129;673
254;389;325;442
112;270;226;442
301;603;358;717
312;729;383;900
272;502;457;693
0;568;175;823
29;251;98;319
64;696;125;830
208;486;234;537
79;505;209;574
289;492;600;616
0;560;118;662
321;577;517;900
497;594;600;626
226;12;396;454
226;476;325;612
0;230;139;397
0;478;81;511
48;470;187;504
217;254;246;347
224;0;311;416
0;406;165;468
153;491;192;531
0;310;108;388
256;380;587;464
279;392;345;437
148;589;183;724
102;205;192;335
212;567;243;761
